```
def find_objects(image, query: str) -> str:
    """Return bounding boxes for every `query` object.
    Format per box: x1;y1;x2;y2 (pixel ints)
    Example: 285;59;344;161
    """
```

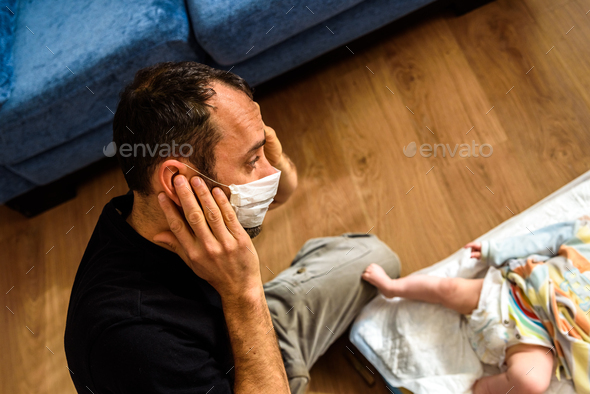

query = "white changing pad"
350;170;590;394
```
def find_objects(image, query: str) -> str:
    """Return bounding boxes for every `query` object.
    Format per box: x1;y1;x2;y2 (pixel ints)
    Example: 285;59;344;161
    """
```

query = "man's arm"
222;287;287;392
153;174;289;393
467;221;579;267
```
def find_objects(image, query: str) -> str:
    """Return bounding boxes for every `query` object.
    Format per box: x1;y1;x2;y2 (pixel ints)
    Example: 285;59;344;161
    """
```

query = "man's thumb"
153;231;178;251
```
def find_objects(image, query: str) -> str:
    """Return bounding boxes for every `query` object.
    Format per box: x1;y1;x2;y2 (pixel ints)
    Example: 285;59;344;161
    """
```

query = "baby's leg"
362;263;483;315
473;344;553;394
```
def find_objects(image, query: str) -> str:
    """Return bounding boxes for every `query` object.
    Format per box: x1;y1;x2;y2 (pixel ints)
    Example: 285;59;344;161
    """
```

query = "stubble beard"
244;225;262;239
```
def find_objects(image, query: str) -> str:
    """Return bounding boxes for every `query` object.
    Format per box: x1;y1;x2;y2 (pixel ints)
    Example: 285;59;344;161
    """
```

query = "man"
64;61;401;394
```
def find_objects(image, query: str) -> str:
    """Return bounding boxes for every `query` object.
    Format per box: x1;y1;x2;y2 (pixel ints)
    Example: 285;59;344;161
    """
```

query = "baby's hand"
464;242;482;259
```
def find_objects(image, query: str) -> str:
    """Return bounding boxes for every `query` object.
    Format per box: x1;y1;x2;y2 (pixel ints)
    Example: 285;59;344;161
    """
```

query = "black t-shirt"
64;191;234;393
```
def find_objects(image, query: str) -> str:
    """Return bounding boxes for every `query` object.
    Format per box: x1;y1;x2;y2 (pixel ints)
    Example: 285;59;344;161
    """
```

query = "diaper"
465;266;521;370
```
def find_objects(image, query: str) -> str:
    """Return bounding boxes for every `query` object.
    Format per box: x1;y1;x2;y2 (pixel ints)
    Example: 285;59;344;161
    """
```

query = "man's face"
206;82;277;238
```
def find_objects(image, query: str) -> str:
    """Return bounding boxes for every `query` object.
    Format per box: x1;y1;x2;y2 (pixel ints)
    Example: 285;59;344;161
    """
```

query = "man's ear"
157;159;190;207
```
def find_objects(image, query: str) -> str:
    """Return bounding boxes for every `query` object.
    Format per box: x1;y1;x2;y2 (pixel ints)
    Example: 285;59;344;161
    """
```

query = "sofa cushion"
0;0;19;107
0;164;35;204
207;0;435;87
186;0;365;66
0;0;205;165
7;119;113;187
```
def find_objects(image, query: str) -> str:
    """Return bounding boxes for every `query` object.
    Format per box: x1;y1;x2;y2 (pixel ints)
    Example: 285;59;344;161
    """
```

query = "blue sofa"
0;0;437;205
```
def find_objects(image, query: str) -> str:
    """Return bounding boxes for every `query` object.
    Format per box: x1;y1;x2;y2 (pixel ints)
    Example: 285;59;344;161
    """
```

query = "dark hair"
113;61;254;196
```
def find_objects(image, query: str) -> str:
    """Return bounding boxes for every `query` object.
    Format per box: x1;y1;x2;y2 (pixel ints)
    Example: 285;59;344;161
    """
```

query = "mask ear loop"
184;163;230;188
170;168;216;210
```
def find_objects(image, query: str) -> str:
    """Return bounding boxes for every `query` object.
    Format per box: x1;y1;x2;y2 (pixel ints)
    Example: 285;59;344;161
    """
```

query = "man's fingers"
189;176;234;243
173;175;217;245
471;251;482;259
212;186;246;239
156;192;200;255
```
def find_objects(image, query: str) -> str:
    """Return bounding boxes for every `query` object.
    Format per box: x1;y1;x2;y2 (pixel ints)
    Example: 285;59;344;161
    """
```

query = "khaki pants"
263;233;401;394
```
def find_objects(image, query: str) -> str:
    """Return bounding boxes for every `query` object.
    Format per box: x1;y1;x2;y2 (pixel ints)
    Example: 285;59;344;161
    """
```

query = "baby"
362;219;590;394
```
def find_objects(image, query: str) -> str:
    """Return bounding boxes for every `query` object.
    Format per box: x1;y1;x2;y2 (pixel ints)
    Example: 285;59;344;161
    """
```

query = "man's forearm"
222;285;289;393
271;152;298;208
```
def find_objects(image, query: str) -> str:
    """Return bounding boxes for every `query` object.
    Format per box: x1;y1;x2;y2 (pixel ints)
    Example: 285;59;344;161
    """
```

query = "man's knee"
381;248;401;279
346;234;401;279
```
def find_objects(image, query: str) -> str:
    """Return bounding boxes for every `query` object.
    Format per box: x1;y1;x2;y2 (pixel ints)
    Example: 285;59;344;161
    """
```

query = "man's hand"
255;102;298;208
464;242;482;259
261;121;284;169
254;102;283;168
153;174;261;298
153;174;290;393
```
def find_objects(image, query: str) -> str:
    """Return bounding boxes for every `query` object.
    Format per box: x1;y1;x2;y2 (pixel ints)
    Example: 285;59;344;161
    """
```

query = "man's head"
113;61;276;238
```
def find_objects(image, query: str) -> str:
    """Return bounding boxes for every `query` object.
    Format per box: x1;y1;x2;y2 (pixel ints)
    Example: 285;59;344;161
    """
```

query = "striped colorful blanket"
482;219;590;393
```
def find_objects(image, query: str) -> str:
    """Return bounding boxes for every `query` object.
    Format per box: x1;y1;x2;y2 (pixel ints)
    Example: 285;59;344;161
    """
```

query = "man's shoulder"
74;192;158;292
65;246;144;346
65;196;150;353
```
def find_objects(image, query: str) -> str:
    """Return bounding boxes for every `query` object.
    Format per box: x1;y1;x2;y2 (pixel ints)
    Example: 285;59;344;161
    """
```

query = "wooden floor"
2;0;590;392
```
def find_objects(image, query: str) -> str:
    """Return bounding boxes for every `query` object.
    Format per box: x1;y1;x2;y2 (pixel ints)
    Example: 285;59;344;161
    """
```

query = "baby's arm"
466;220;579;267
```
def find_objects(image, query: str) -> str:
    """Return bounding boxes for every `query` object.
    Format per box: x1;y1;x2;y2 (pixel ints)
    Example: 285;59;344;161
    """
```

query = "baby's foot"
362;263;398;298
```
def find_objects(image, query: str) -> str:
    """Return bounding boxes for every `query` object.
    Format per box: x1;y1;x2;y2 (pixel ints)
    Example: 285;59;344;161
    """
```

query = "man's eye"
248;156;260;167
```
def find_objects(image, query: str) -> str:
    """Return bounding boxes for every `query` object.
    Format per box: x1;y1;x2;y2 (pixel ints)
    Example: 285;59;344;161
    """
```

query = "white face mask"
185;164;281;228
